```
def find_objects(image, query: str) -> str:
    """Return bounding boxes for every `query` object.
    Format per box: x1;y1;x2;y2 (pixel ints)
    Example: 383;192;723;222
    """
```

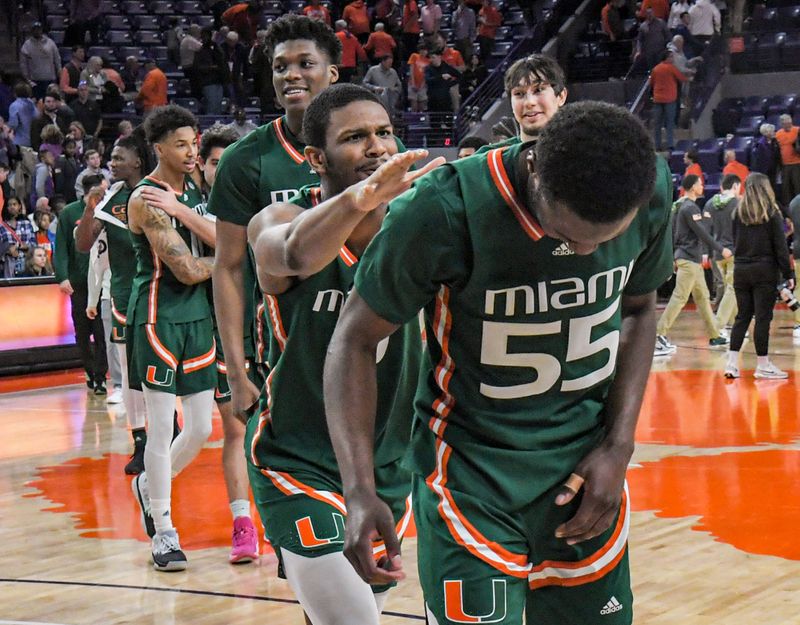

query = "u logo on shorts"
295;513;346;548
146;365;175;387
443;579;507;624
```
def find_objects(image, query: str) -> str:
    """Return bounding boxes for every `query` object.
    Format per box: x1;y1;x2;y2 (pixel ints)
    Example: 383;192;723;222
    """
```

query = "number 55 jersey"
354;144;673;511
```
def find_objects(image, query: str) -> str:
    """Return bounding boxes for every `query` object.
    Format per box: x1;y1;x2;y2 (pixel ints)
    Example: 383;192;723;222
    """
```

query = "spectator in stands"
226;106;258;138
650;50;687;151
655;174;730;355
181;24;204;99
679;148;704;197
101;59;125;97
71;83;101;139
343;0;372;44
249;29;278;113
8;82;38;148
31;147;55;208
421;0;443;43
776;113;800;207
365;23;397;64
708;173;741;333
460;52;487;104
20;245;53;277
724;173;793;379
503;54;567;143
0;195;35;278
425;49;460;113
67;121;94;158
456;135;488;159
223;30;248;106
39;124;64;159
206;0;230;29
100;81;126;115
407;42;431;111
335;20;368;83
111;120;134;151
453;0;477;63
602;0;625;42
669;35;702;76
303;0;332;26
635;8;671;70
637;0;669;21
751;122;780;187
135;58;168;114
223;0;263;44
80;56;107;103
166;18;185;67
688;0;720;44
31;91;74;151
33;208;56;260
668;0;692;30
722;149;748;190
59;45;85;104
121;56;142;98
75;149;111;199
54;138;80;203
55;173;109;394
673;12;703;58
402;0;422;62
477;0;503;62
375;0;401;36
20;22;61;101
66;0;102;47
363;54;402;113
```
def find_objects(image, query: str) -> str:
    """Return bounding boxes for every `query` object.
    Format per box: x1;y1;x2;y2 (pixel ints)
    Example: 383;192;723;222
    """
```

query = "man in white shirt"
689;0;721;42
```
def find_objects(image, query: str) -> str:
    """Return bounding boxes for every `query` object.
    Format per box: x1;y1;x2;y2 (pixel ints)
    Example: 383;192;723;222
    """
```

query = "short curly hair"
265;14;342;65
199;123;239;160
302;83;385;149
144;104;198;144
534;101;656;223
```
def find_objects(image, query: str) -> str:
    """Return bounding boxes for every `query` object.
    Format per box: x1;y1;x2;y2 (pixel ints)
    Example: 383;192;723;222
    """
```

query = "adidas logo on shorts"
600;596;623;615
552;242;574;256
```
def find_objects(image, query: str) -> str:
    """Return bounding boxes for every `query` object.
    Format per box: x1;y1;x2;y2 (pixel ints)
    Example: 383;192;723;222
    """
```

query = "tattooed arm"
129;191;214;285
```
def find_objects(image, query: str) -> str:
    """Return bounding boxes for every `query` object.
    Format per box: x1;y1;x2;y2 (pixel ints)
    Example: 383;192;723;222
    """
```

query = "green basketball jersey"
248;185;422;480
94;181;135;316
128;175;211;325
355;143;674;510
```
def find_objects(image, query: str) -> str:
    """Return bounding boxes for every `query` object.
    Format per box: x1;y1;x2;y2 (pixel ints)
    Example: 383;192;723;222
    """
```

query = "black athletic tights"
730;262;779;356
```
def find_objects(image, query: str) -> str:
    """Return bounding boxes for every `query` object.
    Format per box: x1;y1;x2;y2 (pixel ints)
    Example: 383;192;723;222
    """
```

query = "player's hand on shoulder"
343;487;405;585
351;149;446;213
140;186;185;219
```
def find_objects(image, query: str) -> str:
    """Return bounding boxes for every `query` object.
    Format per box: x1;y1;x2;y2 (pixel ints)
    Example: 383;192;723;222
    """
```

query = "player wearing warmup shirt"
127;105;218;572
75;133;151;475
209;15;341;424
140;123;263;564
246;84;442;625
324;103;673;624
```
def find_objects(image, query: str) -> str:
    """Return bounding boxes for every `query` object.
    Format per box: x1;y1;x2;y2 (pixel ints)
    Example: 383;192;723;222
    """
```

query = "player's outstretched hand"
343;487;405;585
350;149;446;213
553;441;629;545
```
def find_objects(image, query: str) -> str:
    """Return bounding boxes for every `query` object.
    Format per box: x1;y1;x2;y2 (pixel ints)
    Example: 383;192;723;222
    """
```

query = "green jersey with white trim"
354;143;674;509
248;185;422;480
128;175;211;325
94;181;135;316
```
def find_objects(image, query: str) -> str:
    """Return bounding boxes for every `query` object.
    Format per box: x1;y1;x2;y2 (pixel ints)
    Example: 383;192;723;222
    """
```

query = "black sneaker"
94;382;107;396
85;373;94;389
124;436;146;475
151;530;187;572
131;473;156;538
709;336;729;348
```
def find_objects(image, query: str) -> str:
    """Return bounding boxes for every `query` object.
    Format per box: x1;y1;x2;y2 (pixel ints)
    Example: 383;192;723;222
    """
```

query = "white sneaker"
152;530;187;572
718;327;730;339
724;364;739;379
754;362;789;379
107;387;123;404
655;334;677;354
793;325;800;339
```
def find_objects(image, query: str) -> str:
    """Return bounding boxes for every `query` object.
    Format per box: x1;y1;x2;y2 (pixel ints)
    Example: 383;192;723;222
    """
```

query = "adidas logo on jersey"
600;597;623;615
552;242;574;256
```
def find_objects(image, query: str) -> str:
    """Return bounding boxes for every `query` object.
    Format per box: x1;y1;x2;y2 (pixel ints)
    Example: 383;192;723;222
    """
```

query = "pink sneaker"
229;516;259;564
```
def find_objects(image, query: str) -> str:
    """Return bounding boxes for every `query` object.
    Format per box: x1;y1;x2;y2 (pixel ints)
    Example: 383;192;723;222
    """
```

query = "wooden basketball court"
2;310;800;625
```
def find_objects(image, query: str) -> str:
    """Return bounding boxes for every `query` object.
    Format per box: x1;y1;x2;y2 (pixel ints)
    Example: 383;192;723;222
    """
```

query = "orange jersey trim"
260;468;347;514
147;250;162;324
145;324;178;370
274;117;306;165
249;366;276;466
111;299;127;325
264;294;288;351
487;148;544;241
183;339;217;373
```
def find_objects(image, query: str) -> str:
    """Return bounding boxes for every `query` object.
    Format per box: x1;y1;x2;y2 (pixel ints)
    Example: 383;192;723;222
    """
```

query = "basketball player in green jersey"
127;105;217;572
75;133;151;475
325;102;674;624
209;15;341;423
245;84;443;625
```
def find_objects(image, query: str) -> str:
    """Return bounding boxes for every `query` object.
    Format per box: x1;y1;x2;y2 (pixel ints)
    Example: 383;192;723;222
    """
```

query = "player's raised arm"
323;289;403;585
129;192;213;285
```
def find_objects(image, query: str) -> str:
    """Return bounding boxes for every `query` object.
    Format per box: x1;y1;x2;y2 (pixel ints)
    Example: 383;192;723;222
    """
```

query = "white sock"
280;548;382;625
726;351;739;367
373;590;389;614
170;390;214;477
230;499;251;520
142;388;177;534
117;343;146;430
757;355;769;368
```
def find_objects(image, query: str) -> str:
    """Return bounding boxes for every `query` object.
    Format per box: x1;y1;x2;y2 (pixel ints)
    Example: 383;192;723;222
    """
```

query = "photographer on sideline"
724;173;794;379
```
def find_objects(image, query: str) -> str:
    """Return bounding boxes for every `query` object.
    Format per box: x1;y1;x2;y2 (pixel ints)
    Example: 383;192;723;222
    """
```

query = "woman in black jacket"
724;173;793;379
